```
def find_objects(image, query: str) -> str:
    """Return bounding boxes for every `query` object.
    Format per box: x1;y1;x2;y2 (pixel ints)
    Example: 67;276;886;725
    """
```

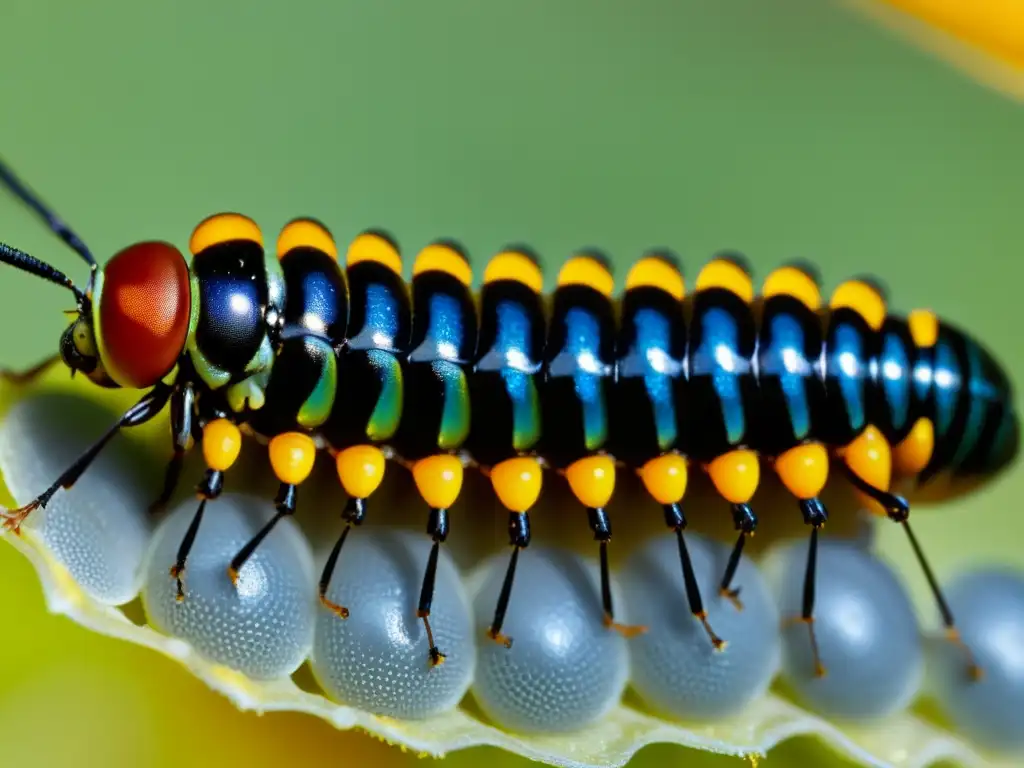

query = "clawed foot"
1;501;39;536
603;614;648;638
169;565;186;603
319;594;350;619
720;586;744;612
945;627;983;681
487;627;514;649
428;647;447;667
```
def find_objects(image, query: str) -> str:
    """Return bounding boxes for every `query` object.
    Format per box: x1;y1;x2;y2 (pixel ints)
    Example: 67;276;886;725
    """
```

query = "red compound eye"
97;241;191;388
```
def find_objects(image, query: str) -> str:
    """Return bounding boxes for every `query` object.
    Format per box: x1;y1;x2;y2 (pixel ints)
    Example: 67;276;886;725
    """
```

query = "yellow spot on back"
894;417;935;476
830;279;886;330
908;308;939;347
557;256;614;298
202;419;242;472
347;232;403;274
695;259;754;303
484;251;544;293
775;442;829;500
335;445;386;499
762;266;821;310
277;218;338;260
490;457;543;513
412;454;465;510
565;455;616;509
707;449;760;504
268;432;317;486
190;213;263;255
639;453;689;505
413;244;473;286
626;257;685;301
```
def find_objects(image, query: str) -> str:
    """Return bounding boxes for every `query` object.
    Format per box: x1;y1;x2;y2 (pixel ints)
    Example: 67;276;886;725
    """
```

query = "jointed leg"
227;432;317;586
412;454;465;667
707;450;761;612
566;455;646;637
486;456;543;649
170;418;240;600
842;425;981;680
318;445;388;618
639;453;723;649
150;381;196;515
2;383;172;533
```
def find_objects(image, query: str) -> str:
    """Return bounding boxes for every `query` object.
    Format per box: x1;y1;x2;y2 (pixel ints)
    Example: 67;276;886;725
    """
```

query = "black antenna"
1;242;87;306
0;157;97;270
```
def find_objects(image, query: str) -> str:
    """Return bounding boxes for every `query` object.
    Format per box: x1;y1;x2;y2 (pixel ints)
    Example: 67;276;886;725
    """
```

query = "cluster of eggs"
1;389;1022;766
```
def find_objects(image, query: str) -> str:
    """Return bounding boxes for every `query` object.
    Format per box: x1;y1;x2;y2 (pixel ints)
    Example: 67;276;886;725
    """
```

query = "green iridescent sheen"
511;373;541;453
434;360;470;451
298;339;338;429
366;349;403;442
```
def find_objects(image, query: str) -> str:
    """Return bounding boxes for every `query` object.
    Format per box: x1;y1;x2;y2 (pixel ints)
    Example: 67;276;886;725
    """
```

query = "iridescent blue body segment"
820;306;876;447
467;274;545;468
539;276;616;470
755;293;828;456
684;285;759;463
190;238;270;380
610;283;687;466
326;258;411;448
247;245;347;436
392;247;477;461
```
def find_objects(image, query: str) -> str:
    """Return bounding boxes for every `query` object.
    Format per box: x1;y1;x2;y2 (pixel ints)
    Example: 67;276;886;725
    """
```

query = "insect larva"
0;156;1017;679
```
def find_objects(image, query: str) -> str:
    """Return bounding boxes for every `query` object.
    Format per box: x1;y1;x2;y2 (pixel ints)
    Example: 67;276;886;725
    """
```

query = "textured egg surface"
0;381;1019;768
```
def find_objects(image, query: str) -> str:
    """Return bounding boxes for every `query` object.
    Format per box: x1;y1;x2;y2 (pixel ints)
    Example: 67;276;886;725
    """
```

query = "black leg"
0;157;96;268
794;497;828;677
664;502;724;650
843;465;980;680
169;469;223;603
2;383;173;533
227;483;296;585
417;507;449;667
588;506;646;637
718;502;757;611
0;354;60;386
149;382;195;516
487;511;530;649
318;497;368;619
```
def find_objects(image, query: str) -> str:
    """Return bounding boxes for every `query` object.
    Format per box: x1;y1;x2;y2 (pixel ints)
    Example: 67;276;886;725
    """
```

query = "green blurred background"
1;0;1022;765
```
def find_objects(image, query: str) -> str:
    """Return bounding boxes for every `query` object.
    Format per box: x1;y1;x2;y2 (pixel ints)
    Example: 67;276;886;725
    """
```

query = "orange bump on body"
695;259;754;303
830;279;886;330
762;266;821;310
413;243;473;286
277;218;338;260
347;232;403;274
639;453;689;505
625;257;685;301
908;309;939;348
557;256;614;298
413;455;465;510
268;432;318;485
894;417;935;476
775;442;829;500
484;251;544;293
336;445;386;499
189;212;263;255
203;419;243;472
707;450;760;504
490;457;543;513
565;455;616;509
842;425;892;493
